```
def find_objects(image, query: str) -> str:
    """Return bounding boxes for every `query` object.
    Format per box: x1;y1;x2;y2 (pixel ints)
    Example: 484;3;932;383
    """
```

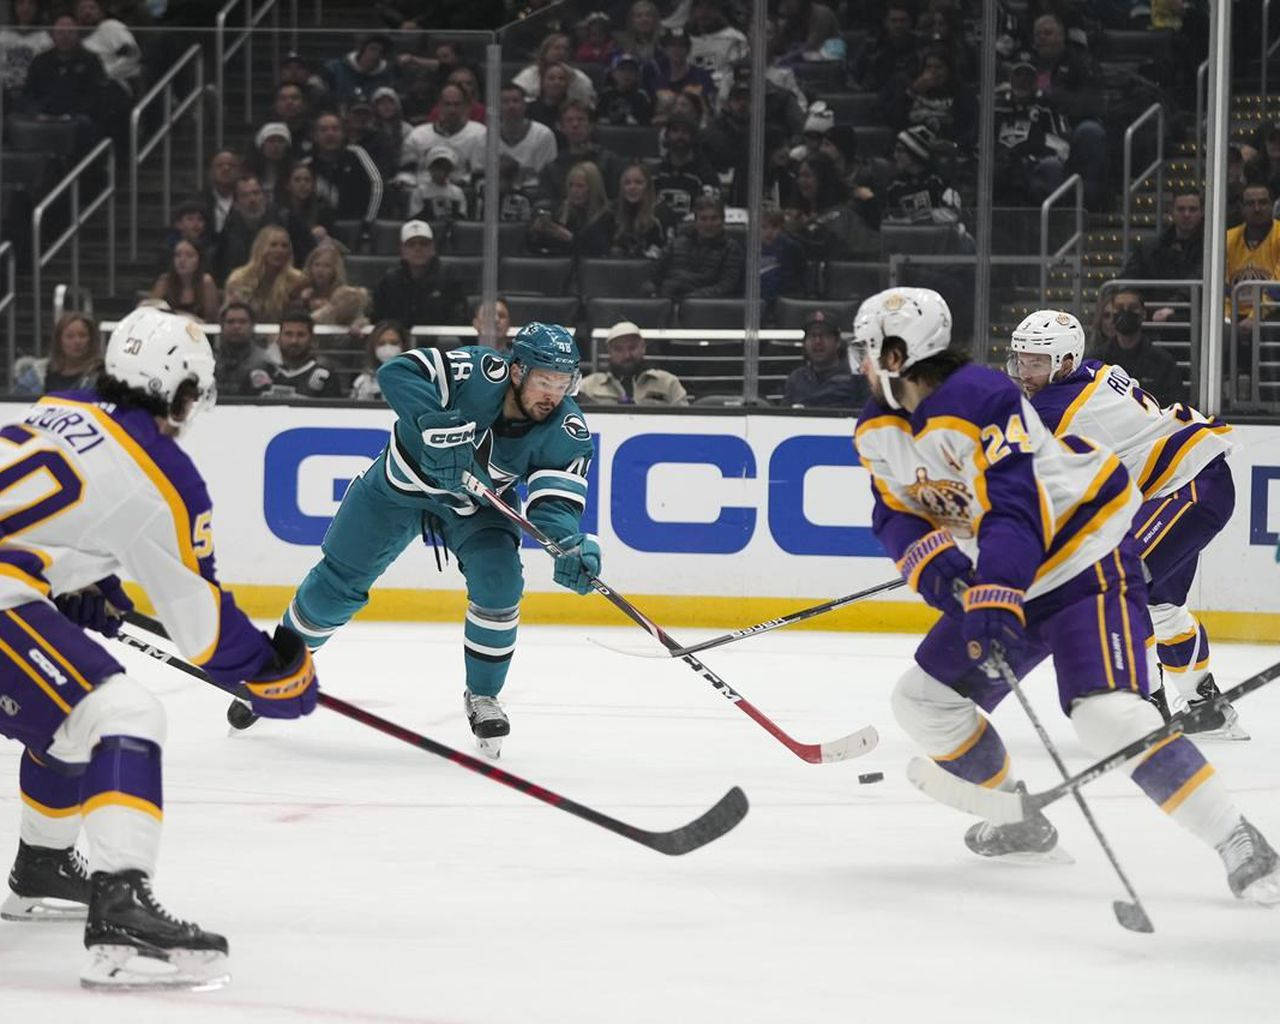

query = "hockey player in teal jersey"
265;322;597;757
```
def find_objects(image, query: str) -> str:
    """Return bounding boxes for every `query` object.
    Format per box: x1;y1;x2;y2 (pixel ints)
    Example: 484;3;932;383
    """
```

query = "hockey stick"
589;577;907;659
464;476;878;764
986;650;1152;933
115;612;749;856
907;658;1280;827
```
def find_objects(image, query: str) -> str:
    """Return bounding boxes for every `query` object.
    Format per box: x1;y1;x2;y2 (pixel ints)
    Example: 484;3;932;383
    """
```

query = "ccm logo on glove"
423;422;476;447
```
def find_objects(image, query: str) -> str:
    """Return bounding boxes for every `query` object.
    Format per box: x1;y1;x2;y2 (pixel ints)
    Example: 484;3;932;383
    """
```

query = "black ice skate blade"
1113;900;1154;933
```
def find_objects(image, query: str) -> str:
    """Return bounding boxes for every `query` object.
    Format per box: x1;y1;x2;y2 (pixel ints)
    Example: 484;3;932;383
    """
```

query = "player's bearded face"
1010;352;1052;397
516;367;574;420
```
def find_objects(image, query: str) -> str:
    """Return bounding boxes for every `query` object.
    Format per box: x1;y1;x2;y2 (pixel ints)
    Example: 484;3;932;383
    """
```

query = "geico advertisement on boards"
0;403;1274;612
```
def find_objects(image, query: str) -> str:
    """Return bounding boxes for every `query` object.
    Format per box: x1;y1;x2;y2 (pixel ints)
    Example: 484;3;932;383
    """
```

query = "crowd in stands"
7;0;1280;410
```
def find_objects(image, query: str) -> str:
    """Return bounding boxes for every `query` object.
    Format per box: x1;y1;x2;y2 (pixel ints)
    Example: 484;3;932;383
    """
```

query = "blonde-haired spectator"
300;243;370;329
513;32;597;107
224;225;307;321
14;312;103;396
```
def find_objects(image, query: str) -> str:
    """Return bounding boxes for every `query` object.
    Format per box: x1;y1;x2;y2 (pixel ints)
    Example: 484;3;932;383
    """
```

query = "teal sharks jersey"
376;345;594;540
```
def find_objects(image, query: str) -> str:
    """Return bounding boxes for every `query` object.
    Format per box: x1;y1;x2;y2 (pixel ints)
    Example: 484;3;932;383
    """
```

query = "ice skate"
464;690;509;760
964;784;1073;864
80;869;229;991
1218;818;1280;906
1182;675;1249;741
2;840;90;922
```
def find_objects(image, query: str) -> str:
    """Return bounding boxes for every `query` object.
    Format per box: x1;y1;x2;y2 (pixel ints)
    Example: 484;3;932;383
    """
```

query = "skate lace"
1219;823;1257;872
467;695;505;723
68;848;89;882
137;875;194;929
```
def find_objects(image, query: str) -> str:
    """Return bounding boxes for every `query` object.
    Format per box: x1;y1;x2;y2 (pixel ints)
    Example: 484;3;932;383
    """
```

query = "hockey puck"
858;772;884;785
226;700;259;731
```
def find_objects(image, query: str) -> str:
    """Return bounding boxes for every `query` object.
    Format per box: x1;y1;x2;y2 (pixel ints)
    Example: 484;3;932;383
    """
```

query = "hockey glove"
55;575;134;638
552;533;601;595
961;584;1027;679
416;409;477;492
243;625;318;718
895;529;972;618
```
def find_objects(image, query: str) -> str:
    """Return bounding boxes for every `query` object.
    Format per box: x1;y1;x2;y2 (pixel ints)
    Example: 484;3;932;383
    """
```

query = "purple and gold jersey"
0;392;274;686
1029;360;1236;500
855;363;1140;600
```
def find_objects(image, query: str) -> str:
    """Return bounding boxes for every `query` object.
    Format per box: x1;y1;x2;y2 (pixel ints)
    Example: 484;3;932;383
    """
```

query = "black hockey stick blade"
625;785;750;856
1113;900;1154;934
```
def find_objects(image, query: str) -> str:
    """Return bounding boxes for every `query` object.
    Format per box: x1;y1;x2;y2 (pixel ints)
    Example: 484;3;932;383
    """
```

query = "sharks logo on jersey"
562;413;589;442
481;353;509;384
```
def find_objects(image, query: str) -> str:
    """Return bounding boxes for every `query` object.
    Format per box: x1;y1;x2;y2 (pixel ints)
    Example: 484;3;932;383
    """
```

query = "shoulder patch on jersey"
562;412;590;441
481;352;509;384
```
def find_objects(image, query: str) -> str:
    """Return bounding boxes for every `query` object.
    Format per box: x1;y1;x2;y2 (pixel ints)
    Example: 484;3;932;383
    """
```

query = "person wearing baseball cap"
578;321;689;406
370;220;465;330
598;52;654;126
782;308;868;409
650;26;715;102
409;144;468;221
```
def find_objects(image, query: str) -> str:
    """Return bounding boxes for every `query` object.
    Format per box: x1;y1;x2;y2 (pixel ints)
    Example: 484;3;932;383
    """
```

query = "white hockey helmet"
1008;309;1085;379
105;307;217;432
850;287;953;409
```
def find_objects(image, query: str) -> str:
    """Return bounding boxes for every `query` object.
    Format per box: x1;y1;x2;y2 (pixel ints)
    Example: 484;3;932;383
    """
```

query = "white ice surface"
2;624;1278;1023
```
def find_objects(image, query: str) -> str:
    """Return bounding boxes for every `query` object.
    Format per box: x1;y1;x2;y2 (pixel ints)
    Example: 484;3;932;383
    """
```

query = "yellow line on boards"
120;583;1280;641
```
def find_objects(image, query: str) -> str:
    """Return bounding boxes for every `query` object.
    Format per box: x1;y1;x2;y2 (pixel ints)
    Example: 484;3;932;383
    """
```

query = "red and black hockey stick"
464;476;878;765
116;612;748;857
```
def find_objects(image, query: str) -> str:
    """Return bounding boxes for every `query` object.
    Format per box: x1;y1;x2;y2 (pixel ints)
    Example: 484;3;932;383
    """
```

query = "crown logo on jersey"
905;467;975;537
882;293;906;311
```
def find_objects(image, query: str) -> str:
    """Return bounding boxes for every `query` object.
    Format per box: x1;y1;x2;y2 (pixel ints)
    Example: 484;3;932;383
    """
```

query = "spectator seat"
344;254;398;289
774;297;858;331
578;257;657;299
676;298;743;330
853;125;896;158
816;92;881;125
880;223;960;258
822;260;887;300
503;294;580;327
330;219;364;251
440;254;483;295
586;297;673;330
450;220;528;255
6;116;79;158
593;124;661;161
790;62;847;94
499;255;572;295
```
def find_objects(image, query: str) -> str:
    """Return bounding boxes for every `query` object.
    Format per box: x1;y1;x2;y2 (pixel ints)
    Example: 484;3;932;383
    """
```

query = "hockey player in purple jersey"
1008;309;1245;739
852;287;1278;904
0;308;318;989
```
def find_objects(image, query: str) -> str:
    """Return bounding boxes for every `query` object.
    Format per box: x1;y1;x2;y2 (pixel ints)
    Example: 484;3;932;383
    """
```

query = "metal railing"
0;243;15;383
1097;277;1203;399
1040;173;1084;311
1121;103;1165;268
32;140;116;349
130;45;205;260
215;0;297;149
1263;0;1280;98
1229;280;1280;410
1194;59;1208;187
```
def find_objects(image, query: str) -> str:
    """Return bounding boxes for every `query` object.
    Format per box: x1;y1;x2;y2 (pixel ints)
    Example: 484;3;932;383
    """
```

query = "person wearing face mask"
1095;288;1184;404
350;319;409;400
